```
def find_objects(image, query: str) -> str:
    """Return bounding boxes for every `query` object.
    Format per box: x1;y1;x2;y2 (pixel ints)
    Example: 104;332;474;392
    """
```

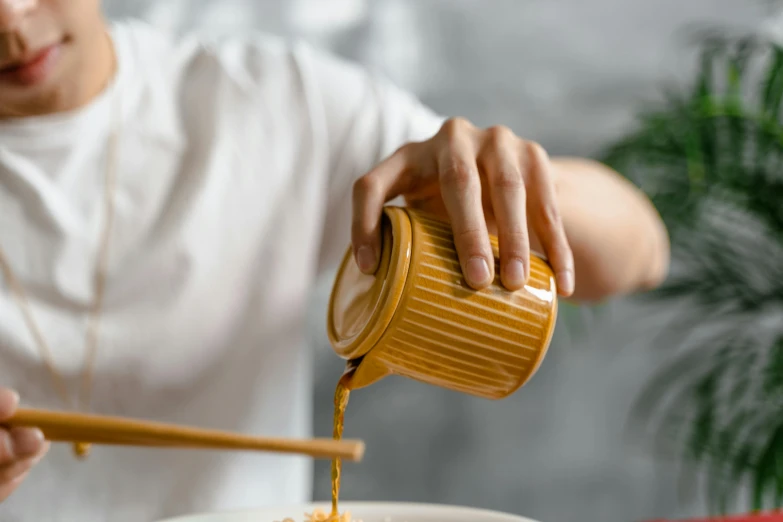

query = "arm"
294;44;668;300
545;158;670;302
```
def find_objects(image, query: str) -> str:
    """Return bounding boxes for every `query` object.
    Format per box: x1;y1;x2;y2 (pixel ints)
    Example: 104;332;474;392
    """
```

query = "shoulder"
111;20;302;98
112;19;425;114
118;21;363;121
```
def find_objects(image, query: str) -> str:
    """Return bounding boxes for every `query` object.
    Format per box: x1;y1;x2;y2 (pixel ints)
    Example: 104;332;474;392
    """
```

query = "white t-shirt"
0;20;442;522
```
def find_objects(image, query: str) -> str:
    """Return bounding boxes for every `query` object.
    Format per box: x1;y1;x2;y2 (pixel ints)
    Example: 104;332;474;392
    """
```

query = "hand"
0;387;48;503
352;118;575;295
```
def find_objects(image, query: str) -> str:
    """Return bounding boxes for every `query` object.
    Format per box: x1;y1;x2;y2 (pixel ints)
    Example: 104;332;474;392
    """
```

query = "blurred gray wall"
103;2;775;521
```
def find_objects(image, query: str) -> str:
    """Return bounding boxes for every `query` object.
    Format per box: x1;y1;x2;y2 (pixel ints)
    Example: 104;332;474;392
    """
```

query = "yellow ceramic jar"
327;207;558;400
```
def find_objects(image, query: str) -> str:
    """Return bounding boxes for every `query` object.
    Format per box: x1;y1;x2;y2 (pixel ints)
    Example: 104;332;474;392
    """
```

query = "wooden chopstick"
5;408;365;461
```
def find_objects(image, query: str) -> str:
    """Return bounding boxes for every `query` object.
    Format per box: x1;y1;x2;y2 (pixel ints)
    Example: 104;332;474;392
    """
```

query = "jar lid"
327;207;412;360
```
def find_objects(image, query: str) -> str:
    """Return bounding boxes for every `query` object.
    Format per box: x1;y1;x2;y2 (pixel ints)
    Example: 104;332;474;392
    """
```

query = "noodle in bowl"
156;502;539;522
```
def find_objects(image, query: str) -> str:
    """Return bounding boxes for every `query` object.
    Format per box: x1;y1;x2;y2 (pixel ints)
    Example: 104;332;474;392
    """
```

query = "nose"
0;0;37;31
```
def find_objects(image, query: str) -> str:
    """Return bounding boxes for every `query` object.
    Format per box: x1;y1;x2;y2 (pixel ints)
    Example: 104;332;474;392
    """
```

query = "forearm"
531;158;670;302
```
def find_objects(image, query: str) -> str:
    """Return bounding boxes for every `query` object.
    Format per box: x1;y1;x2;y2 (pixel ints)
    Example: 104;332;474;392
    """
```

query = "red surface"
645;514;783;522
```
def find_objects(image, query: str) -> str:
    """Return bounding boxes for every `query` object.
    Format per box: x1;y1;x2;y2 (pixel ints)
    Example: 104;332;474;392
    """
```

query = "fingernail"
11;428;44;458
504;259;527;288
466;257;491;287
557;270;575;295
356;246;377;273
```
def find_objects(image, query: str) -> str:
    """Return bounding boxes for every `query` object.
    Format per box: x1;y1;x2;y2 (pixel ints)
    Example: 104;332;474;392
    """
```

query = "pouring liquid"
330;370;353;518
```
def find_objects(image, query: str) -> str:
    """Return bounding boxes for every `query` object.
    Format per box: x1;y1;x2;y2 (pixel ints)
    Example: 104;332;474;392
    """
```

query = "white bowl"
158;502;539;522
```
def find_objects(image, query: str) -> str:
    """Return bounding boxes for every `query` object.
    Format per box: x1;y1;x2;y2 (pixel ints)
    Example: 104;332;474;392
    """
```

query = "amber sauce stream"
330;371;353;518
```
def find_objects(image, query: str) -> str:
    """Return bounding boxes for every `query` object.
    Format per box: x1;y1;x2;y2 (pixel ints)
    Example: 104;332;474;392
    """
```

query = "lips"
0;43;61;87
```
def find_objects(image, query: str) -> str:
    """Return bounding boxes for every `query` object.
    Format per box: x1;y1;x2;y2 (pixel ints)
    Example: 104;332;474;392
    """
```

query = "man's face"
0;0;107;116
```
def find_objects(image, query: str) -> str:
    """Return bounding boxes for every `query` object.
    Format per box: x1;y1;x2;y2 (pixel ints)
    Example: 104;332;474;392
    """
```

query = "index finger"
351;147;412;274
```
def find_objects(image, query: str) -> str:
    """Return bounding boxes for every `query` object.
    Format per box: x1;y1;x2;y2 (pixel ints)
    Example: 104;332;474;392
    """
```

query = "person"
0;1;670;521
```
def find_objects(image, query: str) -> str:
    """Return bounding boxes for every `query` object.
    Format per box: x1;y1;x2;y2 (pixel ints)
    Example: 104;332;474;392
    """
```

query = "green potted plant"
601;32;783;515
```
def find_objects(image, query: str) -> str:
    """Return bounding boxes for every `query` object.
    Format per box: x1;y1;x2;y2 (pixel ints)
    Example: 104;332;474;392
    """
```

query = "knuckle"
501;228;529;244
453;227;488;254
486;125;515;144
439;160;477;191
499;230;529;256
525;140;547;159
440;117;472;137
492;168;523;190
351;174;379;200
524;141;551;174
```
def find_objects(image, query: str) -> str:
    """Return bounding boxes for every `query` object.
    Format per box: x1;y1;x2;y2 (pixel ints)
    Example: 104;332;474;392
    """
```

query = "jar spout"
341;355;391;391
